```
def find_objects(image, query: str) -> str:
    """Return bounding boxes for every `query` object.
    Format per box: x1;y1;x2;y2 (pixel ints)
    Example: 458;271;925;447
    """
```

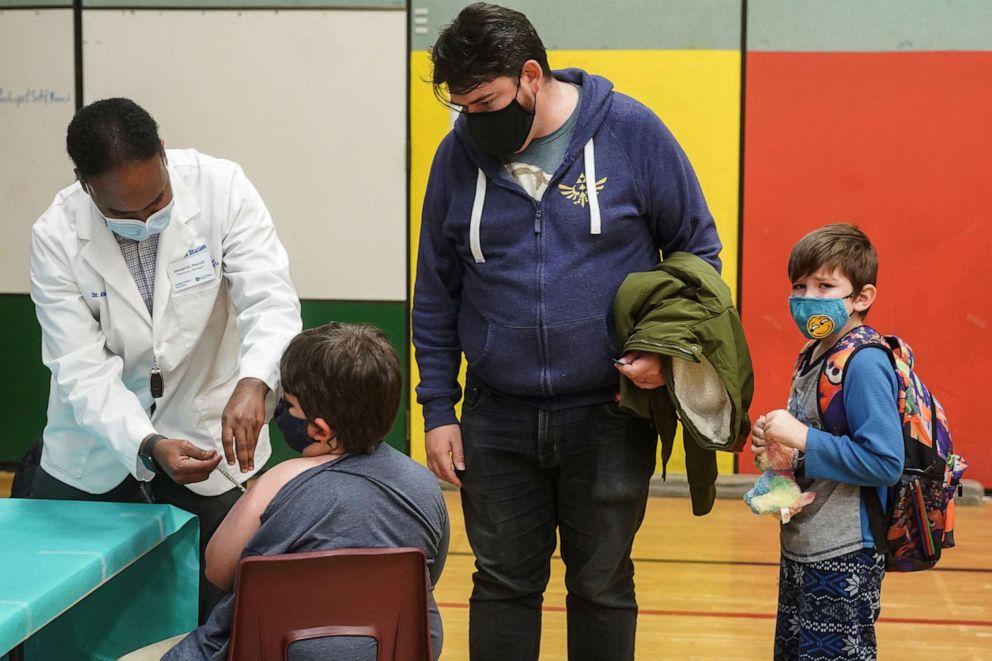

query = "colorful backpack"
801;325;967;572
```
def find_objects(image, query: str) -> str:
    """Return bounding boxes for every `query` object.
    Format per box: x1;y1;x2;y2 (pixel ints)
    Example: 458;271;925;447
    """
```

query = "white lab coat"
29;149;302;496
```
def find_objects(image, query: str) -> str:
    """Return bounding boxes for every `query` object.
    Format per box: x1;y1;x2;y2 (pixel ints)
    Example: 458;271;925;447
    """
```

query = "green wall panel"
0;1;71;7
410;0;741;52
0;295;49;463
0;295;409;467
81;0;401;7
749;0;992;52
0;1;401;7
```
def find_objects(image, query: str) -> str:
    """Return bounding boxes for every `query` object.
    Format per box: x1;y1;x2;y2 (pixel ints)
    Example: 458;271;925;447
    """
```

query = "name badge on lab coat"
169;249;216;292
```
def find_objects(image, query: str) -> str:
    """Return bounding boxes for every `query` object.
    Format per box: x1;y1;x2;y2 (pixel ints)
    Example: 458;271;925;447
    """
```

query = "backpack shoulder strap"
792;339;817;379
862;484;890;554
817;325;890;434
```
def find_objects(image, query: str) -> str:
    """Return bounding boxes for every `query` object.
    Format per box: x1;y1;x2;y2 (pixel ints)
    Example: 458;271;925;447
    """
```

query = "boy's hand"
751;410;808;452
751;414;768;454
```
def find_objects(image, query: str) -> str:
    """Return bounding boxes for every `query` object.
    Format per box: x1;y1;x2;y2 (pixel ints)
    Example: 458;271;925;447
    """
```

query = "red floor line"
435;603;992;627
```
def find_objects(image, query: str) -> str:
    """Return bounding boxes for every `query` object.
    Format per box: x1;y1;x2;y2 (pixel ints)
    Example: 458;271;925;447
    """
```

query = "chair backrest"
227;547;432;661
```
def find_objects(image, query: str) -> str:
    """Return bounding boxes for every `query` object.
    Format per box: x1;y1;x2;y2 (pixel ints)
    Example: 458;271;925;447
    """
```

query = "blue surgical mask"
789;294;853;340
103;199;174;242
274;397;315;453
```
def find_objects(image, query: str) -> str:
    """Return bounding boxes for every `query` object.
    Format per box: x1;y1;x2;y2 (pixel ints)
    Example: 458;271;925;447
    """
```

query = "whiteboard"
0;9;76;294
84;9;407;301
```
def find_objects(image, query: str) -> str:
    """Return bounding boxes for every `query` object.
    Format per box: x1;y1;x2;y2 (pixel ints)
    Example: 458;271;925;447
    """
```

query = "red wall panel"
741;52;992;485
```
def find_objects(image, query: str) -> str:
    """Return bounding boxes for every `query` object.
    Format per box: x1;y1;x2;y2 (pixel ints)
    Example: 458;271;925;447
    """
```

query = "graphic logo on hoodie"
559;173;607;208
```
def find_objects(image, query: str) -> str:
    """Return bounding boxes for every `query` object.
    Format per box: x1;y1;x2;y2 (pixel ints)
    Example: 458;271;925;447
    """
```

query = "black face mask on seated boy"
274;397;315;453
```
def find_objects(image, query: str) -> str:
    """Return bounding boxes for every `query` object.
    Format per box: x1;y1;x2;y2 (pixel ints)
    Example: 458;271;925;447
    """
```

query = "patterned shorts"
774;548;885;661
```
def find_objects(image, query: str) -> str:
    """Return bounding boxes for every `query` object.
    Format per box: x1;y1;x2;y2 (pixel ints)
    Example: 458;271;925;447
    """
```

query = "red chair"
227;548;433;661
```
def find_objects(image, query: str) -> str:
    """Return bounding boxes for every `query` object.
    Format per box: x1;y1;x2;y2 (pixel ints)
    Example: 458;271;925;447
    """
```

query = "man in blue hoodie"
413;4;723;659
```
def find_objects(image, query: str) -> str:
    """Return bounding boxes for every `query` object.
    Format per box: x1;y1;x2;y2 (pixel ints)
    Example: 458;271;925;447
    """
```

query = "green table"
0;499;199;660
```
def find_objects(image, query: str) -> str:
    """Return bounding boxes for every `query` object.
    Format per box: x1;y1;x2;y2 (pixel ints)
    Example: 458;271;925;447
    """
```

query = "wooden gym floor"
3;473;989;659
436;491;992;660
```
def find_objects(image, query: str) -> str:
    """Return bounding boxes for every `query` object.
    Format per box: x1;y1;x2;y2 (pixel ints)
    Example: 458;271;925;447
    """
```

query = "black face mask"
464;79;536;158
274;397;314;453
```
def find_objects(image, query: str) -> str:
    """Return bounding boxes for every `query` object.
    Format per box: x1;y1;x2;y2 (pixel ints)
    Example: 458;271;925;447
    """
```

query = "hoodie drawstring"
470;168;486;263
584;138;601;235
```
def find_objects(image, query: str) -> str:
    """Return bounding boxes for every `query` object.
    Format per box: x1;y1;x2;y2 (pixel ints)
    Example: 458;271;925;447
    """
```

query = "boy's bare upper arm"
205;458;327;590
247;459;313;508
224;459;313;532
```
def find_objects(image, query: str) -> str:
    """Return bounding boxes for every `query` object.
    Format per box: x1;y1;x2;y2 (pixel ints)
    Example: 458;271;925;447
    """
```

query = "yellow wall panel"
409;50;741;475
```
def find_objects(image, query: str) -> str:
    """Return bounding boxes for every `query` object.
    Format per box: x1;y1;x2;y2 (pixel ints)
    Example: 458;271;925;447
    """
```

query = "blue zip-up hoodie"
413;69;723;431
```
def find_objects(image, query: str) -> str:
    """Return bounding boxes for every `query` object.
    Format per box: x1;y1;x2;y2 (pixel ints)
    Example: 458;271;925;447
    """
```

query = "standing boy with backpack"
750;224;904;660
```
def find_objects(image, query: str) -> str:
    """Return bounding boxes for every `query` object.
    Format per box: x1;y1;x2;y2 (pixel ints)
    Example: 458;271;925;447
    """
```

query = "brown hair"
788;223;878;300
280;323;402;454
431;2;552;100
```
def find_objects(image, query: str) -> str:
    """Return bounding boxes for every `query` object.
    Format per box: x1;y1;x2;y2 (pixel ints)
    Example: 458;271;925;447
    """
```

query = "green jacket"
613;252;754;515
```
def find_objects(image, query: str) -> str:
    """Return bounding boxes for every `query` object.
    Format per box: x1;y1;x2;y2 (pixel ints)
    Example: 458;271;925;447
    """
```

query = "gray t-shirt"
504;86;581;200
165;443;450;661
780;350;864;563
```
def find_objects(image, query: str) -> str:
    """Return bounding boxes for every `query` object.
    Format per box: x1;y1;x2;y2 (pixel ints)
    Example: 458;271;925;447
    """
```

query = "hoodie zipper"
478;143;592;398
534;204;551;395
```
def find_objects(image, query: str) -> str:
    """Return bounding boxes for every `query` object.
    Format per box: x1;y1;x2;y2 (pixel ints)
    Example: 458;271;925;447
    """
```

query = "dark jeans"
31;467;242;625
458;381;657;661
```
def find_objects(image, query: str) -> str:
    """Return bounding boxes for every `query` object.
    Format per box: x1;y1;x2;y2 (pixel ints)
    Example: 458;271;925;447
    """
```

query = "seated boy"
123;322;450;660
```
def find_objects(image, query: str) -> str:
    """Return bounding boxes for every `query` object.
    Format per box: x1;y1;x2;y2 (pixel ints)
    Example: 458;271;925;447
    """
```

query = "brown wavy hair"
280;323;402;454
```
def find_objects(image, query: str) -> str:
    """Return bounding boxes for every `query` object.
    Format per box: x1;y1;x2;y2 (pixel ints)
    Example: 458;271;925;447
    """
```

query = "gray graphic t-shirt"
780;349;864;563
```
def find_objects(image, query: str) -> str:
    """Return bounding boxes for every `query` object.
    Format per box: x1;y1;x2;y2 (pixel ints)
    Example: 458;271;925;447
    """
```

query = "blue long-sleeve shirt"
803;347;904;548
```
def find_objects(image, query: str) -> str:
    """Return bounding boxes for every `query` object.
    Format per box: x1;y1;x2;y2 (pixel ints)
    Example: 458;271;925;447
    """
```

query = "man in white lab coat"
28;97;302;621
